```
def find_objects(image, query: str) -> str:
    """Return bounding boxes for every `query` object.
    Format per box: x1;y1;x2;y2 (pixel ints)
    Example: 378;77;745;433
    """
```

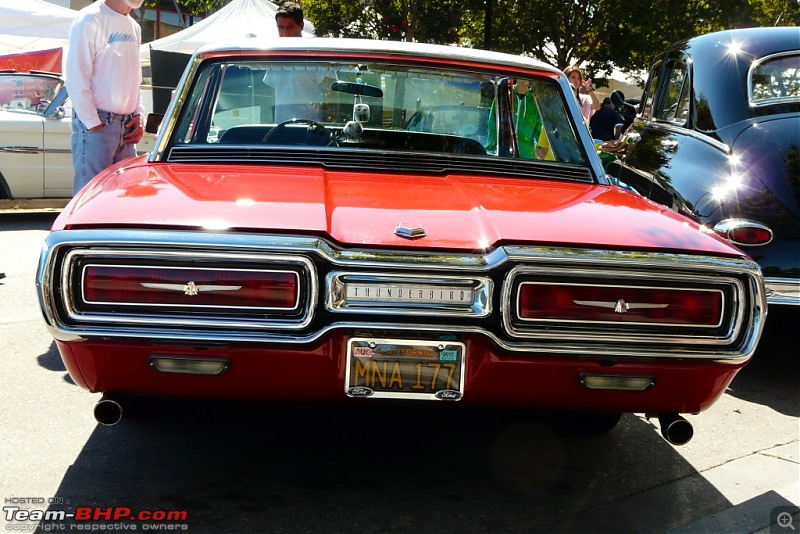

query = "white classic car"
0;70;153;205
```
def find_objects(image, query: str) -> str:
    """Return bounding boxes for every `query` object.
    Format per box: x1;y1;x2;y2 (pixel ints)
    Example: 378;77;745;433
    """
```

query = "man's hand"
123;114;144;144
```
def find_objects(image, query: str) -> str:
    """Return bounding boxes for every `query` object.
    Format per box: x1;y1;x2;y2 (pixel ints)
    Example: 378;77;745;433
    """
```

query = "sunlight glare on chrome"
235;198;255;206
727;153;742;167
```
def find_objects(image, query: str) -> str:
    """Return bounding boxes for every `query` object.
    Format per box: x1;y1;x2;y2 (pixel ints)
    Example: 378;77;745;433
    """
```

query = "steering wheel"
36;99;51;113
261;119;339;147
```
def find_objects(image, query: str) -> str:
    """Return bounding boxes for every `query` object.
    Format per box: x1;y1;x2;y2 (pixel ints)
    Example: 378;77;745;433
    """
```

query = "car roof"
672;26;800;59
194;37;564;77
658;27;799;132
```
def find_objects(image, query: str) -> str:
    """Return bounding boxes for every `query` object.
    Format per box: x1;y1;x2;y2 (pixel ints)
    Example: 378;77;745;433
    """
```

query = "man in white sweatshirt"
66;0;145;196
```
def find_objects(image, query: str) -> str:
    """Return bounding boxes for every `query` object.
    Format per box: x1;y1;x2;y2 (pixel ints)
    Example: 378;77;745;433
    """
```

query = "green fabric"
486;89;543;159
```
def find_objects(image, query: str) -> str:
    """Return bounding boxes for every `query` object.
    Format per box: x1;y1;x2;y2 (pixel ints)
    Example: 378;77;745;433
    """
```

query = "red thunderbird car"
36;39;766;444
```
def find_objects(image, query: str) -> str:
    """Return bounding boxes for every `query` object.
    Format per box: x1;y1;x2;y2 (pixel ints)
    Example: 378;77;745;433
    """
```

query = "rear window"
168;59;589;167
750;53;800;106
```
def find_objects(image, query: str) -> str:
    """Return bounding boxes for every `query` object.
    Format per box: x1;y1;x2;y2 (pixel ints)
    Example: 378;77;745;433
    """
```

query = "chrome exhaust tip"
658;413;694;445
94;395;123;426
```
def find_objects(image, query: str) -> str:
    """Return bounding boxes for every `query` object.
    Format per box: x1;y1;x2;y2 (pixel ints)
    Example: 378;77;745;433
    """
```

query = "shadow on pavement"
38;400;733;533
727;307;799;417
0;210;60;231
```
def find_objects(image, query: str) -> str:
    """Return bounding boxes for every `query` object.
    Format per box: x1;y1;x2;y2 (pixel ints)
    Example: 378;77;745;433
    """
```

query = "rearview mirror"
331;81;383;98
145;113;164;134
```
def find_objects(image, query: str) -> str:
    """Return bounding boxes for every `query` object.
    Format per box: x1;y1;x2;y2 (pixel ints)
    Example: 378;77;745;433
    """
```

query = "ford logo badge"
346;386;374;398
435;389;462;401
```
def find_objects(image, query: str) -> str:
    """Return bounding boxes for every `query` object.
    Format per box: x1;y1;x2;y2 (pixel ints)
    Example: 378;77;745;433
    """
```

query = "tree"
457;0;787;82
302;0;470;44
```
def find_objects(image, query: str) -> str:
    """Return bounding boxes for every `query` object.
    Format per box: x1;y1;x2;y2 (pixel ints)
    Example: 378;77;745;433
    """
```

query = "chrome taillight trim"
57;248;317;330
502;264;745;345
514;280;725;328
712;218;774;247
36;229;766;360
326;272;493;317
79;262;301;311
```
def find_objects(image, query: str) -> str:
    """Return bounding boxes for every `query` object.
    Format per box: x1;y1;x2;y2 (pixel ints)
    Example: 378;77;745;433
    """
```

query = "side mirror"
52;106;65;120
145;113;163;134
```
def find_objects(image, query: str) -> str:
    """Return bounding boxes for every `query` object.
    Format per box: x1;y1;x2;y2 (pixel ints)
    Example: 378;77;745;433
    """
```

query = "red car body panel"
55;160;738;256
56;334;741;414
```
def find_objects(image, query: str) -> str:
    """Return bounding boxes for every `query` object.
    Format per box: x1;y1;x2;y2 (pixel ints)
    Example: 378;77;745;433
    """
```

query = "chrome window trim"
79;262;301;311
37;229;766;360
748;51;800;108
58;248;316;330
514;280;725;328
326;272;493;317
502;264;746;346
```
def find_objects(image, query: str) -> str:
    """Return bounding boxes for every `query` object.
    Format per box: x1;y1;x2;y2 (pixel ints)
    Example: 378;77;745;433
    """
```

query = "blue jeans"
71;110;137;195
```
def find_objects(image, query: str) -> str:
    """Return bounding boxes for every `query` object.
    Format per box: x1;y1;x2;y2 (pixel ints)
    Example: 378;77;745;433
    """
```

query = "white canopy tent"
0;0;77;54
140;0;315;65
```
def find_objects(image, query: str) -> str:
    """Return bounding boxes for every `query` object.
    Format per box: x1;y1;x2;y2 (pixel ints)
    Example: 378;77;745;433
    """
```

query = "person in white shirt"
65;0;144;195
263;2;333;123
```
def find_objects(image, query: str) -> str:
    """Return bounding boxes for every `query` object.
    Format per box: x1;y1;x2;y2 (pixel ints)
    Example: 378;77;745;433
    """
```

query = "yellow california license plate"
345;337;465;400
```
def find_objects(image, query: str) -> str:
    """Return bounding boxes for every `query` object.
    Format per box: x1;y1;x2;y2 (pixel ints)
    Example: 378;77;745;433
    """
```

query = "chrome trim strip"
515;280;725;328
327;272;493;317
765;277;800;306
39;319;754;364
56;248;317;330
78;261;301;311
0;146;41;154
36;229;766;361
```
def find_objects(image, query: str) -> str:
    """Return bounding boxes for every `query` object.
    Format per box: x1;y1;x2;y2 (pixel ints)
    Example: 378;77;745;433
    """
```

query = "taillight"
83;265;299;310
517;283;723;326
713;219;773;246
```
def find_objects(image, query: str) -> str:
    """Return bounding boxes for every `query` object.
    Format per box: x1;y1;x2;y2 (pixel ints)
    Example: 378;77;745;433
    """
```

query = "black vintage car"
608;27;799;307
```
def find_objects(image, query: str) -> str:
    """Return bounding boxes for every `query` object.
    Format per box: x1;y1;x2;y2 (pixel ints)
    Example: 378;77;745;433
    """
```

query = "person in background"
611;90;637;133
275;2;306;37
486;79;543;159
564;65;600;122
589;97;625;142
65;0;144;196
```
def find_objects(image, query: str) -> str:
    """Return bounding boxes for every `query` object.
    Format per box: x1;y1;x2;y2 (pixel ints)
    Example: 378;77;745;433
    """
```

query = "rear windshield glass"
169;59;588;167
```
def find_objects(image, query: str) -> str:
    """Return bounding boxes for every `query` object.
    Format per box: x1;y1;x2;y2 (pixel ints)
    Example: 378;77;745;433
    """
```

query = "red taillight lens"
713;219;773;246
727;227;773;246
518;283;723;326
83;266;299;310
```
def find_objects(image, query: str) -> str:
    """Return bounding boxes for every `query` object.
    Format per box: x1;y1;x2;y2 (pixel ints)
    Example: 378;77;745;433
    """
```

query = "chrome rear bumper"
765;277;800;306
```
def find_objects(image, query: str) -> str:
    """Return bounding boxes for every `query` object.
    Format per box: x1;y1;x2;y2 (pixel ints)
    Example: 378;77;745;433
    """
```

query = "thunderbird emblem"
395;223;426;239
141;281;243;295
574;299;669;313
